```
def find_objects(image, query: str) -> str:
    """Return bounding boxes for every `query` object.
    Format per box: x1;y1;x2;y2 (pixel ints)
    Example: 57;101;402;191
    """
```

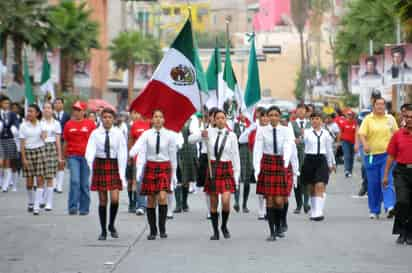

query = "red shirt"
334;115;346;130
63;119;96;157
340;119;357;144
387;128;412;164
130;120;151;141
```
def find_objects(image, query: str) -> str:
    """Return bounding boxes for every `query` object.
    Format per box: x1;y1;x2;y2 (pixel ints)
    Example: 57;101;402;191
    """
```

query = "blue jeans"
342;141;355;174
363;153;396;214
67;156;91;214
136;179;147;209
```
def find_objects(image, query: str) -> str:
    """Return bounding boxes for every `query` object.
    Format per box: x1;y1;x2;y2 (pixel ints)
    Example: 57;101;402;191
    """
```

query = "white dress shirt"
130;128;177;187
19;121;45;149
188;118;208;154
253;124;295;178
40;118;62;143
85;126;128;185
303;128;335;167
189;127;240;185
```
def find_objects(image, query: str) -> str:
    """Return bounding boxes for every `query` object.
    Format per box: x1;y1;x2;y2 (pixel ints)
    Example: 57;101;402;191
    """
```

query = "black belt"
96;157;117;160
397;163;412;169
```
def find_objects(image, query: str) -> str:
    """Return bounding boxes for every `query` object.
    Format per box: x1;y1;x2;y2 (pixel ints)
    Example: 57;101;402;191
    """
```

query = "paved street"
1;164;411;273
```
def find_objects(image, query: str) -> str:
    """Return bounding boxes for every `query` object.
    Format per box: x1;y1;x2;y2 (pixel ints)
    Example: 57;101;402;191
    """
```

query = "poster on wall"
358;54;385;108
384;44;412;86
350;65;361;95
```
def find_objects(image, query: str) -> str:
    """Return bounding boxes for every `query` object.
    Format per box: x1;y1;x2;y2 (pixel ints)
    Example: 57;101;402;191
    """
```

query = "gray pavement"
1;165;411;273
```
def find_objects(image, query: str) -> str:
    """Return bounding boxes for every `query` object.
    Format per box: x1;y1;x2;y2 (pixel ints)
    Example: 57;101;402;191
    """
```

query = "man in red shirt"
340;109;357;177
384;104;412;245
63;101;96;215
127;111;151;215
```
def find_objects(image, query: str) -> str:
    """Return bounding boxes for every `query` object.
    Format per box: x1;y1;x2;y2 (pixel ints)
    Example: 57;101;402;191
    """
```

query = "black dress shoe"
396;234;407;244
40;204;46;209
303;205;311;214
210;233;220;240
242;207;250;213
281;224;288;233
406;235;412;245
310;216;325;222
160;233;168;239
221;227;231;239
293;208;301;214
183;206;189;212
233;204;240;213
147;234;156;240
266;234;277;241
358;187;367;197
98;232;107;241
173;208;183;213
27;205;34;212
276;231;285;238
167;215;174;220
108;226;119;238
258;216;266;221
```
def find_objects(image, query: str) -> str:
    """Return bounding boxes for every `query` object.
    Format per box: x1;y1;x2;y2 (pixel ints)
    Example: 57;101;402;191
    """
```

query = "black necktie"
156;131;160;154
104;130;110;159
214;131;221;157
300;121;304;129
314;130;322;155
273;128;278;154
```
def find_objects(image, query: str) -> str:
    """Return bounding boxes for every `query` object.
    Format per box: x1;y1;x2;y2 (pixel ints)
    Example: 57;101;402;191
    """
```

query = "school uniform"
302;128;335;220
130;127;177;239
54;110;70;193
85;126;127;240
0;110;19;192
19;120;47;214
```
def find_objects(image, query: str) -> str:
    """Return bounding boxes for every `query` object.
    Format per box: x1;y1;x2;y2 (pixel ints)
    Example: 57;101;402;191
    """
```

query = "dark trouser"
234;179;251;209
294;175;309;210
342;141;355;174
392;165;412;235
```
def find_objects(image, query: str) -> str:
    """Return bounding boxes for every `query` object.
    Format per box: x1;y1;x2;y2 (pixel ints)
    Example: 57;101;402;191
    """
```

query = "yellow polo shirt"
359;113;398;155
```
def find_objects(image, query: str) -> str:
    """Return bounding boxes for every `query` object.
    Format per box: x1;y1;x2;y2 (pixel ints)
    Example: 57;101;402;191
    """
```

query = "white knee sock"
27;189;34;205
167;193;174;217
1;168;12;191
34;188;44;211
319;196;325;217
258;195;265;217
312;197;323;218
41;187;47;205
11;172;18;191
45;187;54;210
310;197;316;218
56;171;64;192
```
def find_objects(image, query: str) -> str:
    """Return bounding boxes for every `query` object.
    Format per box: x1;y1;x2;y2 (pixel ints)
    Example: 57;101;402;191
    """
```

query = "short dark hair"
54;97;64;104
0;95;10;103
296;103;307;111
405;104;412;112
391;46;405;58
365;56;377;66
28;104;42;120
401;103;411;111
310;111;323;119
255;106;266;116
267;106;281;116
214;109;226;118
373;97;385;106
152;109;164;117
208;107;220;117
101;108;116;118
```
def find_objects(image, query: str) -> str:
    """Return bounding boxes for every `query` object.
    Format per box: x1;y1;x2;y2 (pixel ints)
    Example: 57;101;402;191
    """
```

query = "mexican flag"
129;19;201;132
193;33;208;104
206;47;223;108
23;53;35;105
244;34;261;112
40;53;55;101
221;44;236;108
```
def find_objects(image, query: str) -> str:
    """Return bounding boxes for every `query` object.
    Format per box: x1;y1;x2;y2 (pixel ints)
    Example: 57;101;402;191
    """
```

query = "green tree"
0;0;52;83
395;0;412;41
48;0;99;93
109;31;159;105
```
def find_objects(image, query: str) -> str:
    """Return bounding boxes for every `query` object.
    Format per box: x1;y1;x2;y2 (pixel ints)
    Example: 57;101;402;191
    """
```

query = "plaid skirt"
91;158;122;192
22;146;47;178
204;160;236;194
44;142;58;179
141;161;172;195
301;154;330;185
256;154;291;197
239;144;253;183
0;137;18;160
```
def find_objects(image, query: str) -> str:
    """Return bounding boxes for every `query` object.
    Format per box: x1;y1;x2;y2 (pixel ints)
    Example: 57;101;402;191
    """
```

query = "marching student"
302;111;336;221
130;110;177;240
40;102;63;211
10;102;23;192
53;98;70;193
254;106;295;241
85;108;127;241
0;96;19;192
19;104;47;215
190;110;240;240
239;107;269;220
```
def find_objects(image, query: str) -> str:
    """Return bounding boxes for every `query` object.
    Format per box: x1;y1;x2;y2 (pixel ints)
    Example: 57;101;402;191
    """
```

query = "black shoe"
210;233;220;240
221;227;231;239
358;187;367;197
310;216;325;222
293;208;301;214
98;232;107;241
128;205;136;213
79;212;89;216
45;208;52;212
258;216;266;221
183;206;189;212
233;204;240;213
266;234;277;241
147;234;156;240
27;204;34;212
396;234;407;244
242;207;250;213
281;224;288;233
108;226;119;238
160;233;168;239
173;208;183;213
167;215;174;220
40;204;46;209
207;214;212;220
387;209;396;219
68;210;78;215
303;205;311;214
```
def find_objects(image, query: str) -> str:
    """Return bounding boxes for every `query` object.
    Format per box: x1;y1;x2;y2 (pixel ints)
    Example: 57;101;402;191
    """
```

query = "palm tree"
48;0;99;93
109;31;155;105
291;0;309;98
0;0;51;83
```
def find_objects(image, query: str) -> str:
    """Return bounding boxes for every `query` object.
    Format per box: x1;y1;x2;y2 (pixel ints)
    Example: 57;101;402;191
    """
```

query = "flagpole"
187;7;214;180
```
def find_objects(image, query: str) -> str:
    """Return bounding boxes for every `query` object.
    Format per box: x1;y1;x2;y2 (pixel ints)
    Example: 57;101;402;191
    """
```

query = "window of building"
174;8;181;15
163;8;171;15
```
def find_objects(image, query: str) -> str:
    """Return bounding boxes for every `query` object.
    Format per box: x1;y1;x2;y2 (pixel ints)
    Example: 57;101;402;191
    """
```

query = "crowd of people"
0;93;411;245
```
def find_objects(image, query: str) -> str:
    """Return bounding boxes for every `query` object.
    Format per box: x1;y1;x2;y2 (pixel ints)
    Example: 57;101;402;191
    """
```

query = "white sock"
1;168;12;191
56;171;64;191
34;188;44;211
167;193;174;217
11;172;18;191
41;186;47;205
27;189;34;205
313;197;323;218
319;196;325;217
46;187;54;209
258;195;265;217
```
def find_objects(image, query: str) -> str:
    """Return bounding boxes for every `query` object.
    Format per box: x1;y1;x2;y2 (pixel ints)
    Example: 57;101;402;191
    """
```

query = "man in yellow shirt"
359;97;397;219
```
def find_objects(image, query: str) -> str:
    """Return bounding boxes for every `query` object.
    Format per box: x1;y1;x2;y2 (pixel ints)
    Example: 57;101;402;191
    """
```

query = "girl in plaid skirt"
85;108;127;241
130;110;177;240
40;102;63;211
19;104;47;215
190;110;240;240
254;106;296;241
